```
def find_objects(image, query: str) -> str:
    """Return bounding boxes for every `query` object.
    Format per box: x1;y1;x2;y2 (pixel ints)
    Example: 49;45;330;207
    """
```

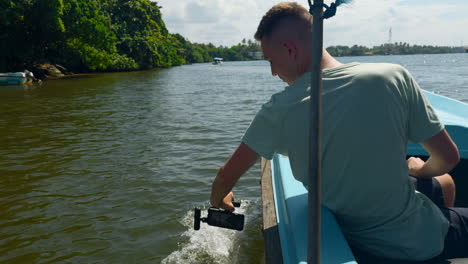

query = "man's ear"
282;40;297;59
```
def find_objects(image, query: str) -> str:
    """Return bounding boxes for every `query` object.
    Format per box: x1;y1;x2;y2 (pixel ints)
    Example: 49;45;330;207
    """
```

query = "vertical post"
308;0;323;263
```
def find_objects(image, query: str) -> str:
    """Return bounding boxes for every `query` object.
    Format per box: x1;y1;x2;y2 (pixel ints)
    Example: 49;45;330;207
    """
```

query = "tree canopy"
0;1;463;73
326;43;464;57
0;0;262;73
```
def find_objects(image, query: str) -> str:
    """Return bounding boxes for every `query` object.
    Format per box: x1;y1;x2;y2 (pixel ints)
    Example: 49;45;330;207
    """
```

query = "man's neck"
321;51;343;70
302;50;343;74
292;50;343;85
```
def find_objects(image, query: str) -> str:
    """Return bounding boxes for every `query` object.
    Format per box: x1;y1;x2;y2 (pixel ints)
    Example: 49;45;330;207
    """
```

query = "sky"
154;0;468;48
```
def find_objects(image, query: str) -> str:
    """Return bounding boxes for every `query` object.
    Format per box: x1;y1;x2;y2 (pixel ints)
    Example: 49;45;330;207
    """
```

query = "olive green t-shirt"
242;63;449;261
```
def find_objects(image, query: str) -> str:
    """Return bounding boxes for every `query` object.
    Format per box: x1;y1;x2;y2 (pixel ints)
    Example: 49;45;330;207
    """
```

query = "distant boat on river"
212;57;223;65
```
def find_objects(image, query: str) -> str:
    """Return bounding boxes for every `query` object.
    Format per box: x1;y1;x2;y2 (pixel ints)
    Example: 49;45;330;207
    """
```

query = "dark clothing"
409;176;468;259
439;207;468;259
409;176;445;207
351;176;468;263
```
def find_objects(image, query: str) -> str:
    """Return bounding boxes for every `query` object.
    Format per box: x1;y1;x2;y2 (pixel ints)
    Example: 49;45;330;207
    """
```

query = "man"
210;2;467;262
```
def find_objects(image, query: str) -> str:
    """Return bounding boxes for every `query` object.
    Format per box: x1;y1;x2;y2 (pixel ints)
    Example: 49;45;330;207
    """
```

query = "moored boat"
0;72;34;85
261;90;468;264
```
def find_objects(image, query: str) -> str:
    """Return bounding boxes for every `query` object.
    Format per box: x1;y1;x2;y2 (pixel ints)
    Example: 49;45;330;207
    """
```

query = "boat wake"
161;200;257;264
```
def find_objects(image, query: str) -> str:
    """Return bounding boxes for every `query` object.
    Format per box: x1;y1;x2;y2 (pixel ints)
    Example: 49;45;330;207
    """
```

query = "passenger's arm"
210;142;259;211
408;129;460;178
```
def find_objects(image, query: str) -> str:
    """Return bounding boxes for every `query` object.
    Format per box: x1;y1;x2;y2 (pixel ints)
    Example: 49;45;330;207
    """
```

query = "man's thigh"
439;207;468;259
410;177;468;259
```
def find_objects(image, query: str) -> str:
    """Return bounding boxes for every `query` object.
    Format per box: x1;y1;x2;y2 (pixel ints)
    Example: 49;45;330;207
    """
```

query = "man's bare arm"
210;142;259;211
408;129;460;178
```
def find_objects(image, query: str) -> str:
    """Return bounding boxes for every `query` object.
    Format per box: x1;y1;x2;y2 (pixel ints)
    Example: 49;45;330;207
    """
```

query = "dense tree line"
178;38;262;63
1;1;464;73
0;0;261;73
327;43;464;57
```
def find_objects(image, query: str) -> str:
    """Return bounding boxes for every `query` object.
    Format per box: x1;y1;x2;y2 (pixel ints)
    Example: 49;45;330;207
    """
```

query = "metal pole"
307;0;323;263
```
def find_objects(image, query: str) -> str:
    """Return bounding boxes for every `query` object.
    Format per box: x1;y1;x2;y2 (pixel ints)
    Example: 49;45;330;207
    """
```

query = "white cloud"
157;0;277;45
185;1;220;24
155;0;468;47
324;0;468;47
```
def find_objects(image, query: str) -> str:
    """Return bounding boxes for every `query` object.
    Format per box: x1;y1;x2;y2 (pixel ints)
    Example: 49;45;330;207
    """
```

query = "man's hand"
407;157;425;177
209;142;259;212
212;192;236;212
406;130;459;178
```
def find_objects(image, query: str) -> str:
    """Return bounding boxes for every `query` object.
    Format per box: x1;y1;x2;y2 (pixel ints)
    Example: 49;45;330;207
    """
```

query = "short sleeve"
242;99;283;160
406;70;444;143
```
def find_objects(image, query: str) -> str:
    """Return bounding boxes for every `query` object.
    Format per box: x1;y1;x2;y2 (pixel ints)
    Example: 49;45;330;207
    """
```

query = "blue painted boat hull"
271;155;357;264
0;72;28;85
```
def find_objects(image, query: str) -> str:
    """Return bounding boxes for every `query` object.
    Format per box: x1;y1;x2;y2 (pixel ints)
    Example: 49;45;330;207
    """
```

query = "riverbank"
23;63;122;82
28;63;70;80
18;48;467;83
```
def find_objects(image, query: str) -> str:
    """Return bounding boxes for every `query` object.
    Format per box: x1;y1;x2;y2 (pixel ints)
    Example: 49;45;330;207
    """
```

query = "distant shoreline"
29;51;466;82
333;51;467;58
326;43;465;57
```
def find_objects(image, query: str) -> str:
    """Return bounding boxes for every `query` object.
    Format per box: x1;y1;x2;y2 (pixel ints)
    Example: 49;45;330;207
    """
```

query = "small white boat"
0;71;34;85
212;57;223;65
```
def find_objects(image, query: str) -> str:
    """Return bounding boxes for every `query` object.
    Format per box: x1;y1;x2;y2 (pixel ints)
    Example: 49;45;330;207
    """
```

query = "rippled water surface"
1;54;467;263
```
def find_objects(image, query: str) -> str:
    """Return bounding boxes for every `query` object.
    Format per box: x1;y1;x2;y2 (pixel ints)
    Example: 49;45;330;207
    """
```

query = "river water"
1;54;467;263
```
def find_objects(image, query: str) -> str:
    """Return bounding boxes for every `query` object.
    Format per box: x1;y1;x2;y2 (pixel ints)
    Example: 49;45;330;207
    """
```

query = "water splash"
161;200;254;264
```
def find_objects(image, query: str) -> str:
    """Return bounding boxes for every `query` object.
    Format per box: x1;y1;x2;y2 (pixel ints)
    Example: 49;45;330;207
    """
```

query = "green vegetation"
179;38;262;64
1;0;183;72
327;43;464;57
0;1;464;74
0;0;261;73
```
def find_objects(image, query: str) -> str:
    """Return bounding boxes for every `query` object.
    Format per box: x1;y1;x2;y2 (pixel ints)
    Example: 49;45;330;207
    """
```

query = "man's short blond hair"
254;2;312;41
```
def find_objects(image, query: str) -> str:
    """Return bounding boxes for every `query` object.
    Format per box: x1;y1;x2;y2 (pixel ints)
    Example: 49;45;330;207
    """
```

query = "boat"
261;90;468;264
212;57;223;65
0;71;34;85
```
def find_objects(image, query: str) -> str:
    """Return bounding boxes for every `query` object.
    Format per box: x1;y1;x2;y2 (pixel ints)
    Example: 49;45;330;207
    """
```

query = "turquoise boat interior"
271;154;358;264
409;91;468;208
